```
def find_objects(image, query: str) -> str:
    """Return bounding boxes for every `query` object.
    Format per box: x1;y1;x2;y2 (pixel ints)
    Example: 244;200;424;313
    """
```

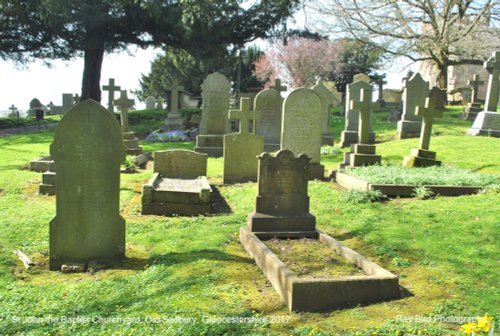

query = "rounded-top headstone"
30;98;43;109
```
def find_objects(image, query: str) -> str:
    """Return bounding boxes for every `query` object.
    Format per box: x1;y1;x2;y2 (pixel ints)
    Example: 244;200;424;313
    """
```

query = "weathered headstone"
62;93;74;113
164;78;185;131
254;88;282;151
468;51;500;138
397;72;430;139
247;150;315;235
145;96;157;110
428;87;446;110
29;98;45;120
403;96;443;167
312;78;336;145
339;88;381;169
195;72;231;157
281;88;324;179
102;78;121;113
49;100;126;271
224;98;264;184
114;90;143;156
463;74;485;120
383;89;403;104
269;78;287;95
39;161;56;196
339;74;375;147
142;150;211;216
375;76;387;108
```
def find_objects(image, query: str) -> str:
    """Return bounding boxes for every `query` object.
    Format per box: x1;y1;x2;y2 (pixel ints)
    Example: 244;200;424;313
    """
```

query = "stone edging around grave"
335;172;482;197
239;228;401;312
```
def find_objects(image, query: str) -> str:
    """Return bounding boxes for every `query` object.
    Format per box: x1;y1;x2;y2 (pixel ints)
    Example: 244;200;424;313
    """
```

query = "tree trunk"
81;46;105;101
436;64;448;90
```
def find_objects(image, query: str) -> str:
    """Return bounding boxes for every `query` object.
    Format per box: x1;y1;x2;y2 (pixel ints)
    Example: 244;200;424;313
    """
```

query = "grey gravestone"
281;88;324;179
254;88;282;151
403;97;443;167
248;150;315;235
62;93;74;113
195;72;231;157
102;78;121;113
428;87;446;110
312;78;336;145
339;75;375;147
375;76;387;107
339;87;381;169
463;74;485;120
28;98;44;119
468;51;500;138
145;96;157;110
49;99;126;271
224;98;264;184
164;78;185;131
397;72;430;139
142;150;211;216
115;90;143;156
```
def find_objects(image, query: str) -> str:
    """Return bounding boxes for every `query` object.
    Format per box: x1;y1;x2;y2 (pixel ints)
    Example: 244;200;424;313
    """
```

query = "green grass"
0;115;61;129
0;107;498;335
347;164;500;186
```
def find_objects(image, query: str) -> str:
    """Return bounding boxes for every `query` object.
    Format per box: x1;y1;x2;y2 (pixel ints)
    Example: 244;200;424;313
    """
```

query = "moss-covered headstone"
49;100;126;271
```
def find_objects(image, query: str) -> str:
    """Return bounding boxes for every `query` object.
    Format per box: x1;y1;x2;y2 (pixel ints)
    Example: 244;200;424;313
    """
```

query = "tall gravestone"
62;93;74;113
339;74;375;147
49;100;126;271
254;88;282;151
164;78;185;131
247;150;315;235
313;78;336;145
102;78;121;113
281;88;324;179
115;90;143;156
223;98;264;184
397;73;430;139
339;87;381;169
403;96;443;167
195;72;231;157
463;74;485;120
468;51;500;138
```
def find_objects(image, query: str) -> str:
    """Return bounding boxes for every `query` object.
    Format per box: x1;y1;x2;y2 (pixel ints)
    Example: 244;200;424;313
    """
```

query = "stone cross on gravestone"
9;104;18;115
166;78;184;114
270;78;287;94
483;51;500;112
102;78;121;113
114;90;134;133
229;98;261;134
375;76;387;102
350;88;372;144
416;97;443;150
468;74;485;104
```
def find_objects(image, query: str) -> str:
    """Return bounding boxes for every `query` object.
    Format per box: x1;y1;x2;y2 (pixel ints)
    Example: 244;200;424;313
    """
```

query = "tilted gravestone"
49;100;126;271
463;74;485;120
403;96;443;167
115;90;143;156
254;88;282;151
102;78;121;113
195;72;231;157
397;72;430;139
313;78;336;145
164;78;185;131
281;88;324;179
339;87;381;169
339;74;375;147
224;98;264;184
247;150;315;235
468;51;500;138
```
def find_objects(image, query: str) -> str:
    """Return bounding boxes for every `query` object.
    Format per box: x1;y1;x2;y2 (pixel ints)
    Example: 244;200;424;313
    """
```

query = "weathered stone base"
403;149;441;167
308;162;325;180
467;111;500;138
239;228;401;312
122;132;143;156
462;102;482;120
338;144;381;170
163;115;185;131
195;134;224;157
397;120;422;139
39;171;56;195
339;130;375;147
248;212;316;235
322;134;334;146
29;155;53;172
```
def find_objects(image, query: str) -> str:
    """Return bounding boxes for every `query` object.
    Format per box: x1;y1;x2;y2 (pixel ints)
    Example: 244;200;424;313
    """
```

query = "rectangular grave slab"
29;155;53;172
240;228;401;312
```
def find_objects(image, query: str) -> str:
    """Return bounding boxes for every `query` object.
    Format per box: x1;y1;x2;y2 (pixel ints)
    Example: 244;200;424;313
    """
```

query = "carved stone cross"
102;78;121;112
114;90;134;132
415;97;443;150
229;98;261;135
165;78;184;114
375;76;387;101
467;74;485;104
9;104;18;115
350;88;372;144
270;78;287;93
483;51;500;112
